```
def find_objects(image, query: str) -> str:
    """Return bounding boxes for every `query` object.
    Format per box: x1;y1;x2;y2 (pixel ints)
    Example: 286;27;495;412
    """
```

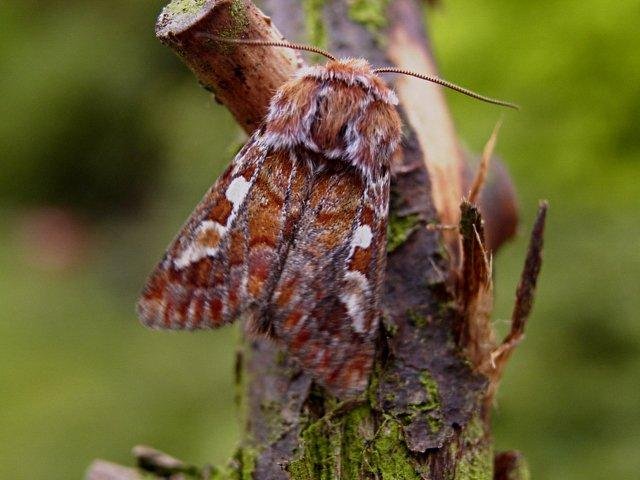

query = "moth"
137;39;516;398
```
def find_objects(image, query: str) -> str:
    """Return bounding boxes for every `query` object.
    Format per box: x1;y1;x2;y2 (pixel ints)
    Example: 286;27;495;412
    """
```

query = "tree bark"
87;0;545;479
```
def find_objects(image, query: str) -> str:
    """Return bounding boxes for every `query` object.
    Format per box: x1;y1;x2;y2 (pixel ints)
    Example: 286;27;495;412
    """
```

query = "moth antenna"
373;67;519;110
197;34;337;61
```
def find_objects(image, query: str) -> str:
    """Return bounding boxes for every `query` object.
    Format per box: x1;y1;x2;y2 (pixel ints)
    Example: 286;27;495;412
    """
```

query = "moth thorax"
311;86;402;173
264;59;402;177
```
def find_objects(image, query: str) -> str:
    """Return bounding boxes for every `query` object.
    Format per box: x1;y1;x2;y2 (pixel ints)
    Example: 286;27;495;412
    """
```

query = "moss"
406;308;430;328
341;405;374;479
454;444;493;480
419;371;440;411
287;415;340;480
229;0;248;29
367;371;381;407
383;392;397;404
164;0;207;15
210;0;249;53
452;414;492;480
286;462;310;480
387;213;420;252
239;446;258;480
348;0;390;33
397;370;442;433
206;467;232;480
228;446;258;480
287;405;376;479
301;0;327;50
461;415;485;445
426;414;443;433
260;400;288;443
288;406;429;479
369;420;421;480
286;457;313;480
382;313;398;337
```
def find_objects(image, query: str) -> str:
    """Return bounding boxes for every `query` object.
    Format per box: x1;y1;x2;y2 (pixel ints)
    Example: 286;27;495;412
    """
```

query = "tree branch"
156;0;300;134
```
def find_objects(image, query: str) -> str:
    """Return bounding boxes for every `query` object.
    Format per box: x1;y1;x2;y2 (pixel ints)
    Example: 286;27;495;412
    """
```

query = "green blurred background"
1;0;638;478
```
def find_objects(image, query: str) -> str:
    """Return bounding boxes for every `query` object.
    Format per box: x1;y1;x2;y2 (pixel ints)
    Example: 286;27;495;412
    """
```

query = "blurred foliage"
0;0;638;479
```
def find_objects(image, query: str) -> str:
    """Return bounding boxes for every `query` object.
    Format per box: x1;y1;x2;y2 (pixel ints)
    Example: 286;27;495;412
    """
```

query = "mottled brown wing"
137;137;312;330
269;154;390;397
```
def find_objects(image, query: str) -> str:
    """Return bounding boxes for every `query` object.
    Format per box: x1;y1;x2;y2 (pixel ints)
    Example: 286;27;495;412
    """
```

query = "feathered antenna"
374;67;519;110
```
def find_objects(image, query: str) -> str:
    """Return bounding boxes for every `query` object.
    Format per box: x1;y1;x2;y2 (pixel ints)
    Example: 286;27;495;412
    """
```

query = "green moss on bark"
220;0;249;42
454;444;493;480
239;447;258;480
259;400;289;443
226;446;258;480
340;406;374;479
287;405;433;480
381;313;398;337
387;213;420;252
419;371;440;411
193;0;249;54
406;309;430;328
287;414;340;479
462;415;485;445
369;420;421;480
450;414;492;480
164;0;207;15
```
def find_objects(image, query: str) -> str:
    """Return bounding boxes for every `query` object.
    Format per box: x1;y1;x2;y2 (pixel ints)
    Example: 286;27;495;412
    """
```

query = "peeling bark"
87;0;543;478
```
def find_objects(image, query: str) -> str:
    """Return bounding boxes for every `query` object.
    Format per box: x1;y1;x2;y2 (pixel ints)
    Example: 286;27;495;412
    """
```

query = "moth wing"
269;158;390;397
137;137;312;330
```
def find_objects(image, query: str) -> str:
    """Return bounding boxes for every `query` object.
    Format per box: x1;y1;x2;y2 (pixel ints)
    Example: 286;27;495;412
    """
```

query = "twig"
468;119;503;204
485;201;549;402
85;461;143;480
133;445;202;477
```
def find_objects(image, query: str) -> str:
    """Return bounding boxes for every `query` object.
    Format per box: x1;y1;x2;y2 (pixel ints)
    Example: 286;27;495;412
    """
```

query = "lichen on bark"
165;0;208;15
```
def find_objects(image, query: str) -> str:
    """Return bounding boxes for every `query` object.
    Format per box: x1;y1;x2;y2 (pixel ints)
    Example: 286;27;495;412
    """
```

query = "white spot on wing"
226;176;251;207
174;175;251;270
174;220;226;269
340;271;370;333
352;224;373;249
